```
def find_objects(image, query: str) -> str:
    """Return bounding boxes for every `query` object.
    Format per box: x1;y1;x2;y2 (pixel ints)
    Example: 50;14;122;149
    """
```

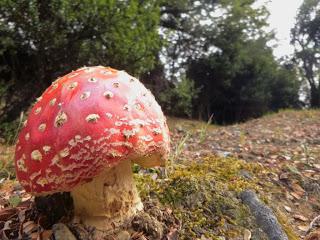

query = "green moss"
135;156;265;238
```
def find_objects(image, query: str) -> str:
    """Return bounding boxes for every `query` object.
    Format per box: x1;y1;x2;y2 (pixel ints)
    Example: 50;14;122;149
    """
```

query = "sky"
260;0;304;58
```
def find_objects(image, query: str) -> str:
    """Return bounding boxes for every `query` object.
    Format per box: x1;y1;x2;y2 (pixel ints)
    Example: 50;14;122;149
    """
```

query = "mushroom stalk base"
71;160;143;231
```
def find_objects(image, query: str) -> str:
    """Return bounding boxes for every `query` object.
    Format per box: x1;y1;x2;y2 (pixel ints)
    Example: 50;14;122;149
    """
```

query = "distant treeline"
0;0;319;140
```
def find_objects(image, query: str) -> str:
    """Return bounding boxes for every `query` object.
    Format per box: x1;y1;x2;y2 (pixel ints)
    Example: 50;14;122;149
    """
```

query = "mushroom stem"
70;160;143;231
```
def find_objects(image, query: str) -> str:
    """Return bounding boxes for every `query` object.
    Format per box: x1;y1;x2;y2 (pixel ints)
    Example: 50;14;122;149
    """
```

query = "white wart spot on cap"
123;129;138;139
59;148;70;158
69;139;76;147
101;70;112;75
84;68;95;73
35;107;42;115
25;133;30;141
103;91;113;99
115;121;123;126
36;96;43;102
51;83;58;90
113;82;119;88
75;135;81;140
152;128;162;135
80;91;91;100
135;103;142;110
50;98;57;106
105;113;113;119
38;123;46;132
139;135;153;142
68;82;78;90
23;120;28;127
68;72;79;78
43;145;51;154
17;154;27;172
88;77;97;83
30;170;41;180
54;111;68;127
86;114;100;123
50;155;59;166
31;150;42;161
37;178;48;187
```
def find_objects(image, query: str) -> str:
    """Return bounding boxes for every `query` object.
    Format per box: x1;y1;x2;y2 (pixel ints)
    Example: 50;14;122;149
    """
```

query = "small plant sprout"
199;114;214;143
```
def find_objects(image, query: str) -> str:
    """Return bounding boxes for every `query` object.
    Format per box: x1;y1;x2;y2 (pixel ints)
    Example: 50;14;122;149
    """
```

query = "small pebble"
52;223;77;240
116;230;130;240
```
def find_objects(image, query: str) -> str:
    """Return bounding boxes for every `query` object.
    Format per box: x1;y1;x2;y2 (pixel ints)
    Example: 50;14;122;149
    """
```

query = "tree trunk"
310;86;320;108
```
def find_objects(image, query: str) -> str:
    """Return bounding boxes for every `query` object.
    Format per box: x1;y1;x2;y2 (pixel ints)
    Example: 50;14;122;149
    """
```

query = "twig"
309;214;320;232
240;190;288;240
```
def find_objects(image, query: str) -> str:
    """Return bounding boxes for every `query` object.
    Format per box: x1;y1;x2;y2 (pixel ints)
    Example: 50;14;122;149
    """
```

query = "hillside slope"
165;110;320;239
0;110;319;239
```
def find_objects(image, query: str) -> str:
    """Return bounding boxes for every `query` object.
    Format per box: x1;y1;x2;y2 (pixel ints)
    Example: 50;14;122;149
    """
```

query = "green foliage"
199;114;214;143
0;111;24;143
160;0;270;77
159;77;200;117
169;132;190;165
187;37;301;123
269;62;301;110
0;121;18;143
0;0;161;127
292;0;320;107
8;195;21;207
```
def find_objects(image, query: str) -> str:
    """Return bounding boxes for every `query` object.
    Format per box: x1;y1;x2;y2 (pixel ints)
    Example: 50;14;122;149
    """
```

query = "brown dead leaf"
305;230;320;240
131;231;145;240
40;230;53;240
279;172;289;180
298;225;310;232
166;227;179;240
293;214;308;222
243;229;251;240
291;192;302;200
284;206;292;213
313;164;320;170
0;208;17;221
22;221;38;235
291;183;305;195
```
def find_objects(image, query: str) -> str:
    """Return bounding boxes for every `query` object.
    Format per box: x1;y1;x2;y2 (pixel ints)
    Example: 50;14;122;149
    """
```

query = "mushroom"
14;66;170;230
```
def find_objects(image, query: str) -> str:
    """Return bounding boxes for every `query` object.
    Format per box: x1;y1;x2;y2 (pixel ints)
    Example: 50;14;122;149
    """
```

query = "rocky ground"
0;110;319;239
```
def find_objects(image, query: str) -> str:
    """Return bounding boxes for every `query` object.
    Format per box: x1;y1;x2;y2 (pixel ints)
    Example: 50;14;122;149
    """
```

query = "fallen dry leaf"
243;229;252;240
284;205;292;213
304;230;320;240
293;214;308;222
298;225;310;232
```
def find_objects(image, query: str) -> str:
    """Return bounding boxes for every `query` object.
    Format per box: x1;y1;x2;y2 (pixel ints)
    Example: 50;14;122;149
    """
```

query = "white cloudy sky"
259;0;304;58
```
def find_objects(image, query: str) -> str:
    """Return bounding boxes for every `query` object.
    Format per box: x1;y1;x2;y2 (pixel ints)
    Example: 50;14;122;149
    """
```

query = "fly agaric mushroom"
14;66;170;230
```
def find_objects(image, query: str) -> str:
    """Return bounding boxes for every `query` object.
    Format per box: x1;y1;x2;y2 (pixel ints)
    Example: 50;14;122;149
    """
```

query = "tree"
159;0;269;79
292;0;320;107
187;39;301;123
0;0;161;125
184;0;301;123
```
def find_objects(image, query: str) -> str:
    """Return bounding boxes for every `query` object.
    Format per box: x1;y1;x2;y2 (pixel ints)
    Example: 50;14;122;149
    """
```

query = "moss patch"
135;157;266;239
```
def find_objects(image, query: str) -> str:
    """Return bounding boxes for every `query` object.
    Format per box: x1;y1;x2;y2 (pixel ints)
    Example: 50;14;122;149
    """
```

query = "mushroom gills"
70;160;143;231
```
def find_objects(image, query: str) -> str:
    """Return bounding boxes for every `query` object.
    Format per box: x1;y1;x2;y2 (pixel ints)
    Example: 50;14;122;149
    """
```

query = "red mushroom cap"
14;66;170;194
